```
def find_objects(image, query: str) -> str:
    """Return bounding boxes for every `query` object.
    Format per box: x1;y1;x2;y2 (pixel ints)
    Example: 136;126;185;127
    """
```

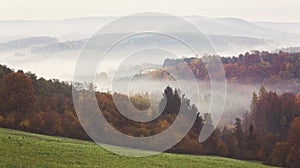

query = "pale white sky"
0;0;300;22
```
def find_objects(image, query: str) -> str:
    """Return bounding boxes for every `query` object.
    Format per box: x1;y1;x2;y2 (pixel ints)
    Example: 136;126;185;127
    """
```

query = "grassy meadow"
0;128;276;168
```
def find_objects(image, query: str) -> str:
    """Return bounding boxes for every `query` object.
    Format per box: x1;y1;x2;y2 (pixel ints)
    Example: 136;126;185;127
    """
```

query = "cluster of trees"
158;51;300;91
239;86;300;167
0;65;88;139
0;65;203;148
181;86;300;167
0;66;230;156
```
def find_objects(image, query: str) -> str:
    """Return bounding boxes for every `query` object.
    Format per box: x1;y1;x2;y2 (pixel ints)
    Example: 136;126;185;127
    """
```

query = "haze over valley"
1;16;300;81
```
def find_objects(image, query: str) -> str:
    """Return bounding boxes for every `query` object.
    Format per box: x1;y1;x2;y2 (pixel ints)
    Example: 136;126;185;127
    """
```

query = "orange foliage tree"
0;71;37;127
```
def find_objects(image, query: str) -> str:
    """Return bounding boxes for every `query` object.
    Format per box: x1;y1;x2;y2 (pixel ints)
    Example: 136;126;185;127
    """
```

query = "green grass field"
0;128;275;168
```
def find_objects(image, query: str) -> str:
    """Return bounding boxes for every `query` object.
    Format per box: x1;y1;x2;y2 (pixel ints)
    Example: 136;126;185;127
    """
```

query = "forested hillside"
145;51;300;92
0;52;300;167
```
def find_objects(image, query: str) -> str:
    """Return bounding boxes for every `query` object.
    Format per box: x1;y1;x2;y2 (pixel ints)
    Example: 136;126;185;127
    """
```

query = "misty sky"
0;0;300;22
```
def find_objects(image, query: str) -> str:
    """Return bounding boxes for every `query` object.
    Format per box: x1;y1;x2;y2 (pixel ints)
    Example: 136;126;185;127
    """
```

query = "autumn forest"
0;51;300;167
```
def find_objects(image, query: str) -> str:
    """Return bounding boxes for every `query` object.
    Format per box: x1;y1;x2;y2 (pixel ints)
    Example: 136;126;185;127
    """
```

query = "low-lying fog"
95;77;270;126
0;48;295;127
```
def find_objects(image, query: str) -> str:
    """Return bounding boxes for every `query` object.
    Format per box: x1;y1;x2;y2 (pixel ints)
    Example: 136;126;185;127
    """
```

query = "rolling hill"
0;128;275;168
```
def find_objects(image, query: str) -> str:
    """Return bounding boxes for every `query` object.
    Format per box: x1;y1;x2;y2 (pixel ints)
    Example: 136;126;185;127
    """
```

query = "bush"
268;142;291;167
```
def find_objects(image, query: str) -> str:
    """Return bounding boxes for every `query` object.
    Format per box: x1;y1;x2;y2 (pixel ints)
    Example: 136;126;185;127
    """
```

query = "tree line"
147;51;300;92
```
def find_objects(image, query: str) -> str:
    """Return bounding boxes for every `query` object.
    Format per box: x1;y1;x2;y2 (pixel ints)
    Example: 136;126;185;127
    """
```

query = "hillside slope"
0;128;274;168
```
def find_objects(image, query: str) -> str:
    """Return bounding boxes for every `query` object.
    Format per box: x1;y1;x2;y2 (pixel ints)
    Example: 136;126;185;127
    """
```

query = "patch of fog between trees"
0;49;296;126
0;50;294;126
94;79;287;126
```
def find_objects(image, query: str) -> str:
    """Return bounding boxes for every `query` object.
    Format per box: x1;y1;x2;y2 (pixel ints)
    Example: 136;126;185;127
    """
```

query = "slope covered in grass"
0;128;274;168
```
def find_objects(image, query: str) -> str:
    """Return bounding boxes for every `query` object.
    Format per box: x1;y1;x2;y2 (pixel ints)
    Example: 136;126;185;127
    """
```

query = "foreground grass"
0;128;274;168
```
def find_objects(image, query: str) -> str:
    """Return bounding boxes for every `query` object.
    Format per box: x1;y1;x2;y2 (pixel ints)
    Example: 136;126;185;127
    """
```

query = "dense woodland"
0;51;300;167
146;51;300;92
